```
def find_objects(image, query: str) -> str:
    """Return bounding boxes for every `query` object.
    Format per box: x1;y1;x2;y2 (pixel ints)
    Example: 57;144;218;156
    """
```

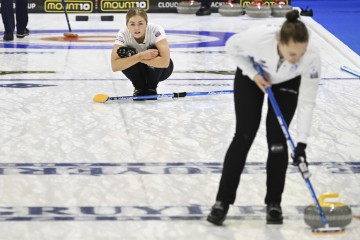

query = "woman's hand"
140;49;159;60
253;73;271;93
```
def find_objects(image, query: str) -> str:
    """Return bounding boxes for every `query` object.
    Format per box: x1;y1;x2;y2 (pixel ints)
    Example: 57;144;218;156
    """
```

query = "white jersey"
225;24;321;143
114;23;167;53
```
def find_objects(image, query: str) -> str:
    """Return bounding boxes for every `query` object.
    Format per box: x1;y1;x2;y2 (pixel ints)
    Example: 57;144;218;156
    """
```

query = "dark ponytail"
279;10;309;44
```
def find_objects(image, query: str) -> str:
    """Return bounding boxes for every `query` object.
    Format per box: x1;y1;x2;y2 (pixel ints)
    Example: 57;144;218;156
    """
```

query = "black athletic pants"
122;59;174;90
1;0;28;33
216;68;301;205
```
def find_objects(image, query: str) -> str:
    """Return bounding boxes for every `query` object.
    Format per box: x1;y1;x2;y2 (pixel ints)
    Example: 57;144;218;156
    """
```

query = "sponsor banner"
0;161;358;176
1;0;291;13
44;0;94;13
0;204;358;222
0;204;347;222
0;1;41;13
100;0;150;12
241;0;291;8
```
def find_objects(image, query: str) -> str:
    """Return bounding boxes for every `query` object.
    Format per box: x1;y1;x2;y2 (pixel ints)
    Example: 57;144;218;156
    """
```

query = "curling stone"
219;1;244;17
271;1;292;17
304;193;352;228
177;0;201;14
245;0;271;18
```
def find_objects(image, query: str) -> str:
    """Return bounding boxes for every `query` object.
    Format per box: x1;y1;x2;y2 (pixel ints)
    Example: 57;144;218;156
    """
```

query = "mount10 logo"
44;0;93;13
101;0;149;12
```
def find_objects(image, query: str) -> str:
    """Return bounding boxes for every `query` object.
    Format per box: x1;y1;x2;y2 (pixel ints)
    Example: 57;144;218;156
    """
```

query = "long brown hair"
126;8;148;25
279;10;309;44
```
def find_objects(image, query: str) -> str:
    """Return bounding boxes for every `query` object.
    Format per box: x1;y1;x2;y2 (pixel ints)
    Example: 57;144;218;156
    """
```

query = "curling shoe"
266;203;283;224
16;28;30;38
196;6;211;16
133;88;146;101
3;32;14;41
207;201;229;226
145;89;158;100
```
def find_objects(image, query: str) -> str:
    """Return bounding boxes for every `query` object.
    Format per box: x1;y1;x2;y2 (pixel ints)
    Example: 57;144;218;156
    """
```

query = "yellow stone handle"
318;193;345;207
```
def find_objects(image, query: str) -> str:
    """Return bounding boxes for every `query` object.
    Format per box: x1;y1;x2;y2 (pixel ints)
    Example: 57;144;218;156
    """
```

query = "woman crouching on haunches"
111;8;173;99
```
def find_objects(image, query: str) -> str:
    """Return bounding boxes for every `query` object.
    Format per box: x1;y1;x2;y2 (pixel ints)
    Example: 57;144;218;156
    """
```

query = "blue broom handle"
109;90;234;101
61;0;72;32
255;65;296;151
265;86;296;152
255;63;330;228
186;90;233;97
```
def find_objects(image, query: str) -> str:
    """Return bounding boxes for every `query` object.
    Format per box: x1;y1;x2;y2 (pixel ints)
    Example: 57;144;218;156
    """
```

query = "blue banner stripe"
0;205;358;222
0;162;358;175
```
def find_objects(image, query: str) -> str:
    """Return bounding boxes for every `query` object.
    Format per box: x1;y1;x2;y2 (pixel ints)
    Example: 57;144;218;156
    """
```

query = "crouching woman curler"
111;8;173;99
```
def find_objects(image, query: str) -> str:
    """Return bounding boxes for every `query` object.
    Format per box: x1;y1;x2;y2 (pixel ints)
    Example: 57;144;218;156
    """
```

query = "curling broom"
62;0;79;38
93;90;233;103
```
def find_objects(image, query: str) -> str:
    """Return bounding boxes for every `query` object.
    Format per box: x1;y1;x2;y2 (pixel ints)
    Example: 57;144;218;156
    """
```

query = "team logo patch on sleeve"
155;31;161;37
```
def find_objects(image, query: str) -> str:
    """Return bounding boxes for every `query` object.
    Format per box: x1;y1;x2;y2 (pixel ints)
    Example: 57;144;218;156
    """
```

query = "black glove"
117;46;137;58
291;143;307;166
